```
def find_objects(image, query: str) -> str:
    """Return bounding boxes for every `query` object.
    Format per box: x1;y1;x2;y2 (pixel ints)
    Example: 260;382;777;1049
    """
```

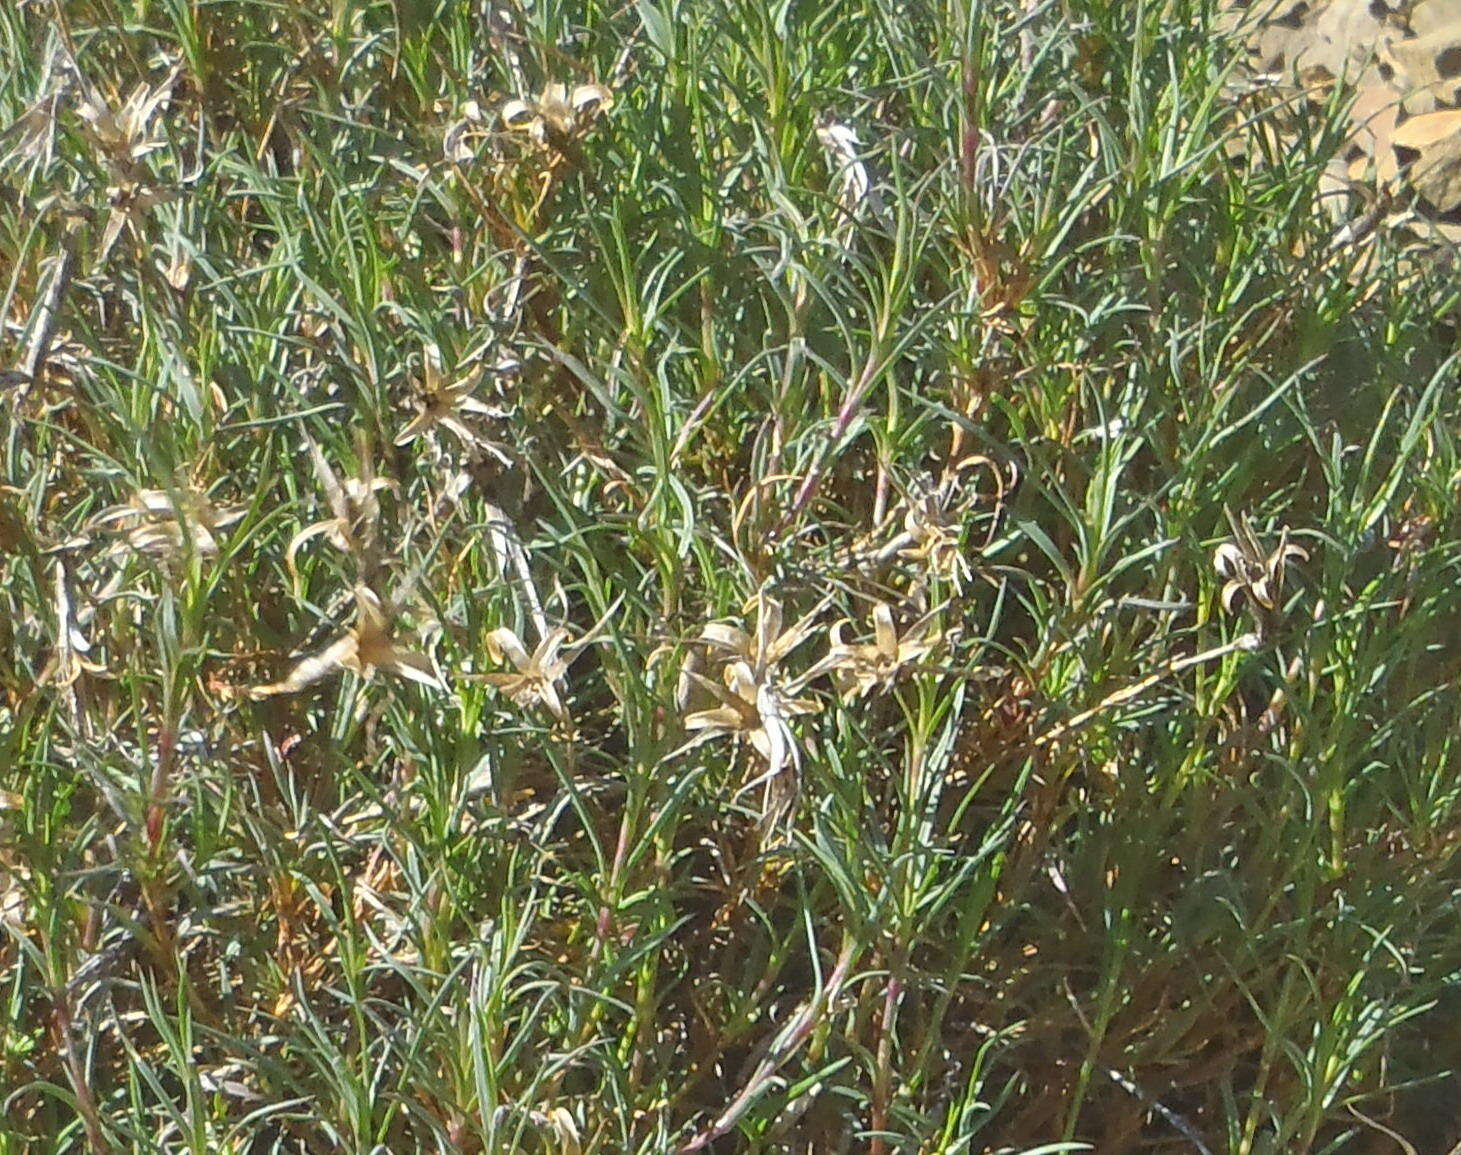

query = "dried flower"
815;115;886;235
501;82;612;146
442;99;487;163
395;344;505;455
483;626;573;720
251;586;441;698
481;619;610;724
697;592;826;680
74;71;177;263
286;436;394;581
1;91;63;169
677;593;824;809
802;602;940;701
492;1106;581;1155
898;478;971;587
683;657;818;767
75;72;173;174
1212;512;1309;618
0;41;71;170
162;244;192;291
0;789;27;926
92;486;243;558
97;180;172;264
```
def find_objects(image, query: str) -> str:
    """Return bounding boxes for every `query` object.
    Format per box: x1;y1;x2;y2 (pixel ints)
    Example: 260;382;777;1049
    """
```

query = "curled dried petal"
501;99;537;129
486;626;533;671
1212;542;1246;581
570;83;612;114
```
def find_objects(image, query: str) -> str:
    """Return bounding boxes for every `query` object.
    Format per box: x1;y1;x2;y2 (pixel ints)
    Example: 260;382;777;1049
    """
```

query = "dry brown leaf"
1392;108;1461;211
75;71;175;173
1347;81;1403;185
1410;0;1461;38
1383;29;1461;111
1230;0;1399;81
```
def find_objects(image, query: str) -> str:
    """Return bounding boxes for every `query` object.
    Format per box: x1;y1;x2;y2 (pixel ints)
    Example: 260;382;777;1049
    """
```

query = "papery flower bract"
698;591;825;680
74;71;177;263
442;99;487;163
899;479;971;587
815;115;886;236
76;73;173;172
251;586;441;698
0;41;69;171
677;592;826;816
1;91;62;169
97;181;172;263
478;599;619;724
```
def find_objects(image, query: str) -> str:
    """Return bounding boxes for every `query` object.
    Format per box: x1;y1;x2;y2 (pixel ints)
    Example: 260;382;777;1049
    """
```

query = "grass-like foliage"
2;0;1459;1151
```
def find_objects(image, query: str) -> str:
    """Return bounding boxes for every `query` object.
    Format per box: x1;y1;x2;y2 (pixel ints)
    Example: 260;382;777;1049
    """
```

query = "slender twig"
679;940;857;1152
484;500;547;644
1035;634;1261;749
1345;1103;1418;1155
52;986;110;1153
21;239;75;386
868;969;902;1155
1107;1067;1214;1155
